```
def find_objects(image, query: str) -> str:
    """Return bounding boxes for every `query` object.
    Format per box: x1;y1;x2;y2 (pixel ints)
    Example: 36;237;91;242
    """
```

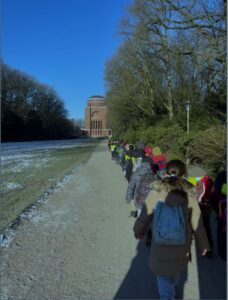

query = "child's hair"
190;156;203;166
166;160;187;178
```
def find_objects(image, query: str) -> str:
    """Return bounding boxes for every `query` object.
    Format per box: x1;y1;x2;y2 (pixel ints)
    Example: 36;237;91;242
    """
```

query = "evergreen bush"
122;129;140;144
188;124;226;175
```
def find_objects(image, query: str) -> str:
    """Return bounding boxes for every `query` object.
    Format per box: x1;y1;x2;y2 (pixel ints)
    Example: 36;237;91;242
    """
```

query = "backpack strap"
197;180;206;203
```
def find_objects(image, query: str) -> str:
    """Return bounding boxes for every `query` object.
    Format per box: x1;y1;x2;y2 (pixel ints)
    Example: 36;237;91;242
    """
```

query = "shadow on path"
113;241;159;299
196;214;227;299
113;213;226;299
113;241;188;299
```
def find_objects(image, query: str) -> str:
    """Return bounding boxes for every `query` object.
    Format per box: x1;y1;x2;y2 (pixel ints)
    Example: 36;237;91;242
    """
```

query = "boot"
129;211;138;218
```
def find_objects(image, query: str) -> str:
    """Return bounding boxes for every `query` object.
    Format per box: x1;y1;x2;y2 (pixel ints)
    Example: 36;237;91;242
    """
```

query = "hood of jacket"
132;148;145;158
165;189;188;206
135;162;153;176
151;177;195;207
135;141;145;150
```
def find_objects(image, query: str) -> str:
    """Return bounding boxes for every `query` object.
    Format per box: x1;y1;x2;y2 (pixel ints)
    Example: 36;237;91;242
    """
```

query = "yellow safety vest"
110;144;116;151
187;176;204;186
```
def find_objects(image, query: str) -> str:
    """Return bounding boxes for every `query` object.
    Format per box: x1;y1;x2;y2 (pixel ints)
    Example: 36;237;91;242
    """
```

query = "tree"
1;63;75;141
104;0;226;136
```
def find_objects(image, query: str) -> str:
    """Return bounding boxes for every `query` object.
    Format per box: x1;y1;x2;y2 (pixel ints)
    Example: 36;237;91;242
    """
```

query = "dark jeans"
202;213;214;250
157;275;179;299
217;220;226;261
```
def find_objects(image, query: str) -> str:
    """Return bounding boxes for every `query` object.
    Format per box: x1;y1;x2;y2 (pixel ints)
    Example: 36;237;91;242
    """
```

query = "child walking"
133;159;210;299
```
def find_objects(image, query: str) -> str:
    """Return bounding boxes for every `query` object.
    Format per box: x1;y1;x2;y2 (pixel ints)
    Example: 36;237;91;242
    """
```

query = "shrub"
140;123;184;156
140;126;156;145
188;124;226;175
118;121;226;177
175;131;198;160
122;129;140;144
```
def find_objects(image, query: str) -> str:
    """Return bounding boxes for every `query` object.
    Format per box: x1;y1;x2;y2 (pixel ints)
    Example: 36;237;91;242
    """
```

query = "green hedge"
122;128;141;144
120;122;226;175
188;124;226;175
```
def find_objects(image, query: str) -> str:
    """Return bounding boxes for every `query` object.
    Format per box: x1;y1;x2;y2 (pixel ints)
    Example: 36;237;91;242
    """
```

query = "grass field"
0;142;98;234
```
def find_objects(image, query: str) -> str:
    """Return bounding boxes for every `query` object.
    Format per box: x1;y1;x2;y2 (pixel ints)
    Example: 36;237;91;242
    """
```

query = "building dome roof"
89;95;104;99
87;95;106;107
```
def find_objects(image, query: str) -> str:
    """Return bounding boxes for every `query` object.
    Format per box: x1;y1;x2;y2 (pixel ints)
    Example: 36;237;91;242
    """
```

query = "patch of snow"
2;182;23;190
0;230;17;248
0;140;91;247
1;138;95;155
31;213;49;225
1;153;55;174
0;166;81;247
10;160;32;172
0;195;49;248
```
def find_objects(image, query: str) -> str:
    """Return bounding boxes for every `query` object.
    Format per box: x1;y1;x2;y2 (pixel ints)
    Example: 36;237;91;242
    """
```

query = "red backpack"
152;154;168;177
196;175;214;208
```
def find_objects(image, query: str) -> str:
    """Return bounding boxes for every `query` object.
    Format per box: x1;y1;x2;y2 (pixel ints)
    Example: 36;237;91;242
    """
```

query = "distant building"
84;95;112;137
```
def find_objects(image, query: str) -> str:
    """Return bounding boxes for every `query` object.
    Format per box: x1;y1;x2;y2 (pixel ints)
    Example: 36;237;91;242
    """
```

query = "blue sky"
2;0;132;120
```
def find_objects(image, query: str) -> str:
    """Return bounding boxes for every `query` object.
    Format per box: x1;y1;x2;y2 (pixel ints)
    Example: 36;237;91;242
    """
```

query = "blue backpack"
152;201;185;245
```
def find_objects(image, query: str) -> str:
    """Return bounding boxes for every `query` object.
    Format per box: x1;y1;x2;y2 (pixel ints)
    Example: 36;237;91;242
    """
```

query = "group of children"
108;139;227;299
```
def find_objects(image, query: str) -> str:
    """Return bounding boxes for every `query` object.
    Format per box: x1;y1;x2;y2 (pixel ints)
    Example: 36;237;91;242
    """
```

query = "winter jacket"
144;155;154;169
210;171;227;222
110;144;116;152
124;151;133;182
133;178;210;276
125;162;155;209
132;148;145;158
125;149;145;182
187;166;213;212
124;149;133;160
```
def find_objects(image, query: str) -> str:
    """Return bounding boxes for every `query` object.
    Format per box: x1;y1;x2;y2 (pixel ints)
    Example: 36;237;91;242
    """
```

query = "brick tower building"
84;95;112;137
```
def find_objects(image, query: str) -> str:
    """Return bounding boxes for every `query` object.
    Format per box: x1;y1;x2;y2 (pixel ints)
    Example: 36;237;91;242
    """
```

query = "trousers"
157;274;179;300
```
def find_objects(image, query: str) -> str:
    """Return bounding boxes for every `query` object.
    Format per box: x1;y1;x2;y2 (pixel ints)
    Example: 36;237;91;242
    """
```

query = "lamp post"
89;103;92;137
185;101;190;164
186;100;190;135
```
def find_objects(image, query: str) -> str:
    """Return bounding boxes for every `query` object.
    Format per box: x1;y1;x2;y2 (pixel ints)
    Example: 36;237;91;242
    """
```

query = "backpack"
218;183;227;232
152;201;185;245
125;158;133;181
152;154;168;178
132;157;142;172
135;173;154;207
195;175;213;208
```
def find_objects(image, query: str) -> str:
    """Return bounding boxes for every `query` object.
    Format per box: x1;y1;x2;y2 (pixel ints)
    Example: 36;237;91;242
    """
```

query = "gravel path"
0;141;226;299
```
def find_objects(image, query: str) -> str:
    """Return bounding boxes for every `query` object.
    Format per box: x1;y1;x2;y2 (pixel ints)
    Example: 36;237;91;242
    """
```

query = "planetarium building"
84;95;112;137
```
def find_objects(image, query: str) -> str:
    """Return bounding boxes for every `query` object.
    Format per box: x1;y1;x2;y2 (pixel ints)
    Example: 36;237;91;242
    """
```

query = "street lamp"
185;100;190;135
185;100;190;164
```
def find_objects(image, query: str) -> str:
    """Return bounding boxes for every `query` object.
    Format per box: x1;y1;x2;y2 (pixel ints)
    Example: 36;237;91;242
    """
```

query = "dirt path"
0;142;226;299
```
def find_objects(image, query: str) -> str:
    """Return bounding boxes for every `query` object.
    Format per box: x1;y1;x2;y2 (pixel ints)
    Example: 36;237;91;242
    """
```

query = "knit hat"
188;157;206;177
187;165;206;177
144;146;152;155
135;141;145;150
